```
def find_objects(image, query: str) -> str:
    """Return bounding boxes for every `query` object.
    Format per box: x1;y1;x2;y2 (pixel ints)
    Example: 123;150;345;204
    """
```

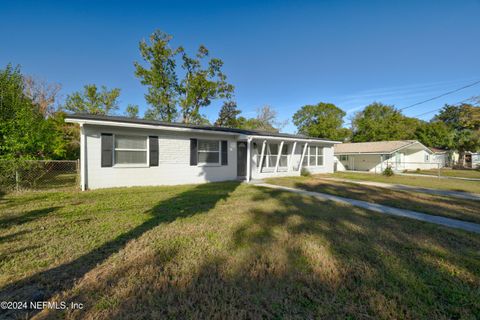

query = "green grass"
330;171;480;194
267;176;480;224
1;182;479;319
404;168;480;179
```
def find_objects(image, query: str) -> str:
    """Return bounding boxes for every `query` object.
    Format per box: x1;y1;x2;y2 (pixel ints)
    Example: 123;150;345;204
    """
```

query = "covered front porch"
237;135;335;181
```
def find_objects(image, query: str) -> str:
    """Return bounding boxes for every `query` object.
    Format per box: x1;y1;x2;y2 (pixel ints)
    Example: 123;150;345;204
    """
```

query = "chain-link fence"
0;159;79;192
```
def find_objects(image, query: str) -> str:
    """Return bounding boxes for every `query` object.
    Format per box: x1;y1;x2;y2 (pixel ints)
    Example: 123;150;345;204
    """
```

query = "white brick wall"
81;124;337;189
84;125;238;189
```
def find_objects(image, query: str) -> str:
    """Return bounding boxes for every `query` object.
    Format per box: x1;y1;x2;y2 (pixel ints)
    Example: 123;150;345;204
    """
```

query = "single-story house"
66;114;340;190
334;140;441;173
430;147;450;168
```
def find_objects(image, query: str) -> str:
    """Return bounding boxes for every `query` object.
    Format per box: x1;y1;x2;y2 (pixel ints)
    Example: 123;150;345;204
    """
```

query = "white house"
430;147;450;168
66;114;340;190
334;140;440;173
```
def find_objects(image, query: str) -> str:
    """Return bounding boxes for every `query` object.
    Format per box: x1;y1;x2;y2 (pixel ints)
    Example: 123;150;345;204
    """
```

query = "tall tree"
178;45;234;124
236;106;284;133
63;84;120;115
293;102;350;140
134;30;179;122
0;64;60;159
414;120;454;149
134;29;234;124
436;103;480;166
23;76;61;118
351;102;419;142
214;101;241;127
125;104;139;119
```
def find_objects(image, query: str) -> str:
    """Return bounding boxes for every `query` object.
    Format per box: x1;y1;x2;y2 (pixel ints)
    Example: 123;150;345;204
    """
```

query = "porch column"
289;141;297;172
246;138;252;182
274;141;284;173
298;142;308;172
257;140;267;173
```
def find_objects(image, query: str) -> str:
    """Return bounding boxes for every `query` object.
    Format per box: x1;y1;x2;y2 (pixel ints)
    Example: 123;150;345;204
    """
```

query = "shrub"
382;166;394;177
301;168;311;177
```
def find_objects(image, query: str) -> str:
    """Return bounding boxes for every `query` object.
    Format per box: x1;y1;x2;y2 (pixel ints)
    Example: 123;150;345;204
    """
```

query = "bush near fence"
0;160;79;192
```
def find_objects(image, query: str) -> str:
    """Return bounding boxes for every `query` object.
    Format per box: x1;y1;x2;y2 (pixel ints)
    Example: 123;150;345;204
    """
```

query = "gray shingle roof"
334;140;421;154
65;113;339;142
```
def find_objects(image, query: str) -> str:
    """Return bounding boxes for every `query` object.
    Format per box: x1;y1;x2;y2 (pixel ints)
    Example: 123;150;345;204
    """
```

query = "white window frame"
304;145;325;167
317;146;324;166
425;154;430;162
113;134;149;168
197;139;221;166
340;155;349;162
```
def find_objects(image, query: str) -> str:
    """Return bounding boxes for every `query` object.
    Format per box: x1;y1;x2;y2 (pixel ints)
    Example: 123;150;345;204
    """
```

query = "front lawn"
1;182;479;319
331;171;480;194
404;168;480;179
267;176;480;224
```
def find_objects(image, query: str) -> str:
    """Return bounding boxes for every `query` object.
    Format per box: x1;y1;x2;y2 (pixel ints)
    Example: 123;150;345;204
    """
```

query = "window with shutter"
101;134;113;167
221;140;228;165
149;136;159;166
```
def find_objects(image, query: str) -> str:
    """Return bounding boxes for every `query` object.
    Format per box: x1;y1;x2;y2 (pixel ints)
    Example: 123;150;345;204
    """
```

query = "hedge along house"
334;140;440;173
65;114;340;190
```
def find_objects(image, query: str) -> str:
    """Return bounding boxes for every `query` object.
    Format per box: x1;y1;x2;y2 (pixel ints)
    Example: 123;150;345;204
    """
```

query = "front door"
237;141;247;177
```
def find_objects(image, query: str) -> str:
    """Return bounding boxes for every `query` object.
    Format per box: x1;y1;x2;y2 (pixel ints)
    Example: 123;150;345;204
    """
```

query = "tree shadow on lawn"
0;207;61;230
43;187;480;319
0;181;241;319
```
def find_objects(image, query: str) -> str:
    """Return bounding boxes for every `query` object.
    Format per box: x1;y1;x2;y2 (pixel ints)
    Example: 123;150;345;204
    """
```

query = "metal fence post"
15;170;20;191
77;159;80;188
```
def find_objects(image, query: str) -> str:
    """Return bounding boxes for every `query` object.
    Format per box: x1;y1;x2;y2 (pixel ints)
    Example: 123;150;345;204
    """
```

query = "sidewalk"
255;182;480;234
320;177;480;201
398;172;480;182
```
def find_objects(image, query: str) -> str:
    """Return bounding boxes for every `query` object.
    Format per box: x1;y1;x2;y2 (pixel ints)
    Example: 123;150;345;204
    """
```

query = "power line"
411;97;474;118
398;79;480;111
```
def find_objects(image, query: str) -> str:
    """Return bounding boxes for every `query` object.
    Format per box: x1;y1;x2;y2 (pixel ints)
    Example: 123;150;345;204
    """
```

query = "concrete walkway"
398;172;480;182
255;182;480;234
321;177;480;201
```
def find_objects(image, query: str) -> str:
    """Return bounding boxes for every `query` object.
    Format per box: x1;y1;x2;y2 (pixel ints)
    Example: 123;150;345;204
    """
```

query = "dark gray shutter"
221;140;228;165
101;134;113;167
149;136;159;166
190;139;198;165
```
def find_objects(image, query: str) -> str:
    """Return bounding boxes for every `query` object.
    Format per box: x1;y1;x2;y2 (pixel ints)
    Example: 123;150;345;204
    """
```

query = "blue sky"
1;0;479;133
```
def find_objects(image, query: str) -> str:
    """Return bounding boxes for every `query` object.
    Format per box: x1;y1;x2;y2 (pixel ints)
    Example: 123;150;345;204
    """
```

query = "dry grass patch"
267;176;480;224
0;182;479;319
330;171;480;194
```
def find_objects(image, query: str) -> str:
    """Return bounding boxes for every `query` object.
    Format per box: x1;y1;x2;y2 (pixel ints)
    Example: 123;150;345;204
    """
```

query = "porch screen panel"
268;143;279;167
317;147;324;166
309;146;316;166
